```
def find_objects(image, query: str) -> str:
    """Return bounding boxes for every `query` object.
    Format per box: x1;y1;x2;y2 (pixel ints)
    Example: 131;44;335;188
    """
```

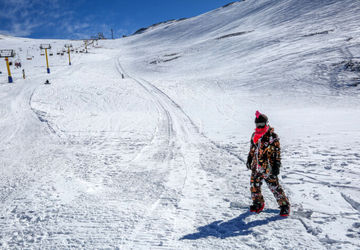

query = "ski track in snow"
114;58;246;249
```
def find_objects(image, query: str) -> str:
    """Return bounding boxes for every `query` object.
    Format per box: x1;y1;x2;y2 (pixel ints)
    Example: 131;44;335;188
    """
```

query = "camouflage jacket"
247;126;281;174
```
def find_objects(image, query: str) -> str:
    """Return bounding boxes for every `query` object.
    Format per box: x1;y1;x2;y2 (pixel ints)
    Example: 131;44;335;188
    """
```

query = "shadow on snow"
180;209;285;240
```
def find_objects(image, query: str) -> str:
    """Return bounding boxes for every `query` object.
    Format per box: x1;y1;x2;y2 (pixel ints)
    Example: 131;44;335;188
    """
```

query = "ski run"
1;0;360;249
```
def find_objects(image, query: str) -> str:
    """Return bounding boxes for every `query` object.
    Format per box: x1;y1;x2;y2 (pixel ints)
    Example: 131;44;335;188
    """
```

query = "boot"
250;202;265;213
279;205;290;217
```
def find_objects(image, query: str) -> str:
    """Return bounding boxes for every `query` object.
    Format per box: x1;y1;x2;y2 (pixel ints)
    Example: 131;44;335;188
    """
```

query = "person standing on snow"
246;111;290;216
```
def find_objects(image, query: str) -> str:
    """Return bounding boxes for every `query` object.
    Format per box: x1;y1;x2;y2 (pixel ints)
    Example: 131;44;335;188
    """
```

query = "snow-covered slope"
1;0;360;249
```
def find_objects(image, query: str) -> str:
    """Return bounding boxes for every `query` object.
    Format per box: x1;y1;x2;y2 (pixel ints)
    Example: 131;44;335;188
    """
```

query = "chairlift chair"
26;50;32;60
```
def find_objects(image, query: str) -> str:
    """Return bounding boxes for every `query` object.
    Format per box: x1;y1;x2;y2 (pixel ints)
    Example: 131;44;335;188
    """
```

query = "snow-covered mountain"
1;0;360;249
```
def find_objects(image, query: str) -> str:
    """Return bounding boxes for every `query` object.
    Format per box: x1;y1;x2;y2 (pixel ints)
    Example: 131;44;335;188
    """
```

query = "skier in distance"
246;111;290;216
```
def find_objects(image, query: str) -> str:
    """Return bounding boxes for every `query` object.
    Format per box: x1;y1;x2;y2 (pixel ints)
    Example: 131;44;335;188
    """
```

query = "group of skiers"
15;62;22;68
246;111;290;217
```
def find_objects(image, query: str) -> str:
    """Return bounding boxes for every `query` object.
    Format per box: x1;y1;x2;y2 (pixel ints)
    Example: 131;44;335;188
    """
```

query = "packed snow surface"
1;0;360;249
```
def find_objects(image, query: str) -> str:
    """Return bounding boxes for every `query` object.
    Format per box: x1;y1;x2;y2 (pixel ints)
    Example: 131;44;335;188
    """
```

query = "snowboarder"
246;111;290;216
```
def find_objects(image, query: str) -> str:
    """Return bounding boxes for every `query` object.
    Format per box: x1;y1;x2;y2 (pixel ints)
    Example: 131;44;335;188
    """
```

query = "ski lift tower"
40;44;51;73
84;40;88;53
64;44;73;65
0;49;15;83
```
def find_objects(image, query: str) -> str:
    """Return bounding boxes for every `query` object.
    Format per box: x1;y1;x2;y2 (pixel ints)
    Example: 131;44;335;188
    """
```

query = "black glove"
272;161;281;176
246;154;252;170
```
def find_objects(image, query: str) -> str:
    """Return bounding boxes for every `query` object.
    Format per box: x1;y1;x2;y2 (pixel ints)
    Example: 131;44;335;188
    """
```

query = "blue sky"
0;0;231;39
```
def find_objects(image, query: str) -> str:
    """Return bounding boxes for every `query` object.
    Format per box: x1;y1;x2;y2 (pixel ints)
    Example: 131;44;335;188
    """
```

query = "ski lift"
0;49;16;58
40;44;51;50
26;50;32;60
49;51;53;56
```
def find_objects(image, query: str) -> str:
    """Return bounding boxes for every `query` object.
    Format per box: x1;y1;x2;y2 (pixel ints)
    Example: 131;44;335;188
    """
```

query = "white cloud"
0;0;66;37
0;0;125;39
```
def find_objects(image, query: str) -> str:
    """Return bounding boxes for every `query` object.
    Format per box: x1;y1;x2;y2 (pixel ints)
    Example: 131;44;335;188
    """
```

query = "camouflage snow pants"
250;170;290;207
